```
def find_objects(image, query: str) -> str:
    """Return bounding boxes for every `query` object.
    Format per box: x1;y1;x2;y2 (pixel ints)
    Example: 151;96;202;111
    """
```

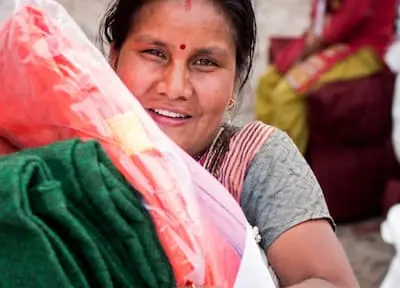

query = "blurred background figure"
255;0;396;154
256;0;398;230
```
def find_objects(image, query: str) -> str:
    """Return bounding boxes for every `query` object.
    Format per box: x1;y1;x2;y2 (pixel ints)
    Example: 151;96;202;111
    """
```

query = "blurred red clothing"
275;0;396;73
318;0;396;57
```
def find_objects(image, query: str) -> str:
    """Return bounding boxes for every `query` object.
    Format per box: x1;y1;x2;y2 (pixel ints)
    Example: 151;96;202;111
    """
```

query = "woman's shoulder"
214;121;284;201
230;120;276;138
238;121;312;181
223;120;298;171
237;123;334;249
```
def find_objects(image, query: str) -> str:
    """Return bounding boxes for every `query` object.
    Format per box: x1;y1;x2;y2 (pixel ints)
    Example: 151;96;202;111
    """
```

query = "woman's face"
110;0;237;157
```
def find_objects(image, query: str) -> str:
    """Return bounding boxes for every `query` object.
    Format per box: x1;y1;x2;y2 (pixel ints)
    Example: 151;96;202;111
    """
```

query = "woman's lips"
147;108;192;127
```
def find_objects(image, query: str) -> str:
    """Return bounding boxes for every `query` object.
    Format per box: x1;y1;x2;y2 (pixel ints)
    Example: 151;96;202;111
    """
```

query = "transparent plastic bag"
0;0;275;286
385;40;400;73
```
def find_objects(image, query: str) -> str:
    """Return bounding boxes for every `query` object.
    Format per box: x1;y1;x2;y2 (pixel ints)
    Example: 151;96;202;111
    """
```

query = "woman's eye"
194;59;217;66
143;49;166;59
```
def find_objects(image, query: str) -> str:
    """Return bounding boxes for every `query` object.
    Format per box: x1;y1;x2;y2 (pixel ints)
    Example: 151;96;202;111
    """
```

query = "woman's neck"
192;125;226;164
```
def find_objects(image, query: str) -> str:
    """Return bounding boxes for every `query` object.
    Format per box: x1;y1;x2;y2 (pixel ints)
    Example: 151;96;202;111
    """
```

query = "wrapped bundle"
0;1;275;287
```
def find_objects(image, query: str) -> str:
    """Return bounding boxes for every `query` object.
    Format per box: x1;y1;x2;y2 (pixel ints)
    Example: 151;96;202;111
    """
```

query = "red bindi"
185;0;191;11
179;44;186;50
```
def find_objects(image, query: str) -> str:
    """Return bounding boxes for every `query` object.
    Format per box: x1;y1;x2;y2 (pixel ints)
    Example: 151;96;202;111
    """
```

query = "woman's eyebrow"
132;35;230;57
133;35;169;48
193;47;229;58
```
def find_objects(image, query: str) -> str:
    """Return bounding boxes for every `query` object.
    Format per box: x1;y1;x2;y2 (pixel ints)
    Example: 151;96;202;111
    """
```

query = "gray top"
239;129;334;250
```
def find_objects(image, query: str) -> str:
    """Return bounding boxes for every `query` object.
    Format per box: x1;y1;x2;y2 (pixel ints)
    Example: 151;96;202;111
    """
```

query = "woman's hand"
300;33;325;61
266;220;359;288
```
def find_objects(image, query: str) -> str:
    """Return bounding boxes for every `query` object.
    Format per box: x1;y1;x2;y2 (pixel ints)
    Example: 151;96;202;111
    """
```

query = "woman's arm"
239;129;358;288
321;0;371;45
299;0;372;60
267;220;359;287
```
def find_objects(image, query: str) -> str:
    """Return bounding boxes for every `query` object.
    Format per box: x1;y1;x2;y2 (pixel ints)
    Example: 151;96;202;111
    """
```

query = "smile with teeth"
150;108;191;119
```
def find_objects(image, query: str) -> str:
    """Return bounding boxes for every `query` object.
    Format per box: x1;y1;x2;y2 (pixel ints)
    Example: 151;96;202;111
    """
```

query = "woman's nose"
158;62;193;100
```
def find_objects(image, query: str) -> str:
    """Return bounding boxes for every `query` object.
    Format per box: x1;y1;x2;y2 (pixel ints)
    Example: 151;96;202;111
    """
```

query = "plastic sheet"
386;41;400;163
0;0;275;286
385;40;400;73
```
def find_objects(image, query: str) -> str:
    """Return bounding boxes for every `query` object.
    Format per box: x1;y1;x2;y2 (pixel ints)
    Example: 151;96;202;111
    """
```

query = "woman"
95;0;359;287
256;0;396;154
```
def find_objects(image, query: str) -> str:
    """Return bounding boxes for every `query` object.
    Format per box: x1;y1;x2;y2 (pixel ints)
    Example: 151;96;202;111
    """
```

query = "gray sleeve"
239;129;335;250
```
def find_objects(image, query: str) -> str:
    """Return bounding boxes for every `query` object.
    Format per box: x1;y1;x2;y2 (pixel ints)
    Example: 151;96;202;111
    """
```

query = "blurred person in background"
256;0;396;154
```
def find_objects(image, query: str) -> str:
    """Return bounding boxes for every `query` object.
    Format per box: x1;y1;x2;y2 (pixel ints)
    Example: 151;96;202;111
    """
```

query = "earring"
227;98;236;111
226;98;236;125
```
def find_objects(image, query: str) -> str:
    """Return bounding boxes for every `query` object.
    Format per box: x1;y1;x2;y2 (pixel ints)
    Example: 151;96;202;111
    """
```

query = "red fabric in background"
307;69;395;145
272;0;396;74
383;179;400;216
269;37;397;222
307;70;396;223
316;0;396;58
273;37;306;74
307;139;393;222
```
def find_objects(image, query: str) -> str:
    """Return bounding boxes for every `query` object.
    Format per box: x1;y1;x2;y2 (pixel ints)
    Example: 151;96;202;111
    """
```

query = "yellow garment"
255;47;383;154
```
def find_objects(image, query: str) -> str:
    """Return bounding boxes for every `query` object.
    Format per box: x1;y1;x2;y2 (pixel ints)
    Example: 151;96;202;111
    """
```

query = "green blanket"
0;139;175;288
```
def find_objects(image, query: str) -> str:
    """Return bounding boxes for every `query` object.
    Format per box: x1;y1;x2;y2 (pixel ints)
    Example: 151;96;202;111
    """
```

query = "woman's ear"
227;97;236;111
109;43;120;71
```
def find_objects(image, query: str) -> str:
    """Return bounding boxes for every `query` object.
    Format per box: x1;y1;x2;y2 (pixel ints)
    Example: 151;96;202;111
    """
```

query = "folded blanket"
0;139;175;288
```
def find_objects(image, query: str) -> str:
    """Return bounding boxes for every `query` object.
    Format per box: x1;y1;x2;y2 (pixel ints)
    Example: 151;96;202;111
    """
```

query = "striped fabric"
215;121;275;202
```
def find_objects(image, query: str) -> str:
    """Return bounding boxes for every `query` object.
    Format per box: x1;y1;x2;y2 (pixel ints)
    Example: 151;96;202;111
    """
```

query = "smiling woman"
106;0;238;157
98;0;359;287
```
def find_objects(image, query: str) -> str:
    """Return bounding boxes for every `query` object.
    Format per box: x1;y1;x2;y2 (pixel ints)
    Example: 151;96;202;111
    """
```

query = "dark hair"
98;0;257;93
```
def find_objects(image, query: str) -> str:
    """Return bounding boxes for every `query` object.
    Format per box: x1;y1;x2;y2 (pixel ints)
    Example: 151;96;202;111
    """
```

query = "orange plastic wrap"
0;1;276;287
0;1;243;286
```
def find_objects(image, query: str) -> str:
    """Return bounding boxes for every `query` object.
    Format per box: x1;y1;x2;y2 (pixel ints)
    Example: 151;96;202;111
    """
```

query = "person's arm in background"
322;0;372;45
273;1;318;72
301;0;372;60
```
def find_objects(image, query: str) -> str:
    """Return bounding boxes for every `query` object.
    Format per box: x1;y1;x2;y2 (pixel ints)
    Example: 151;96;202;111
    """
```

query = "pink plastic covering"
0;0;249;286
